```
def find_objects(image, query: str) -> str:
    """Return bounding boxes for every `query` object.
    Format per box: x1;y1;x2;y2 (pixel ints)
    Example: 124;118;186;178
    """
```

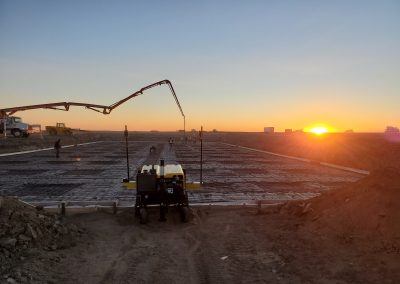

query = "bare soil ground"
213;132;400;171
1;132;399;283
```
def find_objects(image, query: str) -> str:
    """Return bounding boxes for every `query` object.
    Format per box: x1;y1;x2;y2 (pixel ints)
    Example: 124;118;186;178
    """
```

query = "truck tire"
12;129;22;137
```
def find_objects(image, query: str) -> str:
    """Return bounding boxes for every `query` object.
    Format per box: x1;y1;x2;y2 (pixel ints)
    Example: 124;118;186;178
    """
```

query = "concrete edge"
0;141;104;157
222;142;370;176
15;200;285;215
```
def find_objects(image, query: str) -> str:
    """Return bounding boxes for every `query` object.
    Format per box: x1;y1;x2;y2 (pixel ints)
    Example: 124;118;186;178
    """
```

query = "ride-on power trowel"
135;159;189;224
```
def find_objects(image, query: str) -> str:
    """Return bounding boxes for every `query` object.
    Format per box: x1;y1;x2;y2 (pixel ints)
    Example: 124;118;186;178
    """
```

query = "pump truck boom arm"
0;102;111;117
0;79;184;119
109;80;184;117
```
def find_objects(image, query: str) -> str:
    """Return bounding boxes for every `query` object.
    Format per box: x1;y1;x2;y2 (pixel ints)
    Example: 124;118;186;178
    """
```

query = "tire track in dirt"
185;207;285;283
73;208;204;284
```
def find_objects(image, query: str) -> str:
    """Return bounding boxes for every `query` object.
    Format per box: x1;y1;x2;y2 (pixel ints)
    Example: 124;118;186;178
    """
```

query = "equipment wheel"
12;129;22;137
180;206;190;223
139;208;148;224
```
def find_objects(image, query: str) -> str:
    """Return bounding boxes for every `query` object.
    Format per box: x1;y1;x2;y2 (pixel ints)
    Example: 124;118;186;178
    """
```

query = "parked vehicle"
45;123;73;135
0;116;32;137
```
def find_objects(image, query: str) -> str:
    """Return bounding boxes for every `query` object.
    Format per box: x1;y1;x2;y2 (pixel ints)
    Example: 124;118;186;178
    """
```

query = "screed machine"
135;159;189;224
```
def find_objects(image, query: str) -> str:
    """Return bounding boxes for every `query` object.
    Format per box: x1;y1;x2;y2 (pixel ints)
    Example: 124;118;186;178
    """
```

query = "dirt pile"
281;168;400;252
0;197;83;282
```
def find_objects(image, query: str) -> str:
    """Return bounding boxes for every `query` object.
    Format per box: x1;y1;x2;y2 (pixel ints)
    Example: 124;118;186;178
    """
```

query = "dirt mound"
0;197;83;282
281;168;400;253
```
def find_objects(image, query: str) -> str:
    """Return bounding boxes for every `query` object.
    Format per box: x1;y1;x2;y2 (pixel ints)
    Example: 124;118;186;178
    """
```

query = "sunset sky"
0;0;399;132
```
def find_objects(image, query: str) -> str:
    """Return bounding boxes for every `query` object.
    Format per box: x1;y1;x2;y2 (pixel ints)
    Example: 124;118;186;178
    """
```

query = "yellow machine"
45;123;73;135
135;160;189;224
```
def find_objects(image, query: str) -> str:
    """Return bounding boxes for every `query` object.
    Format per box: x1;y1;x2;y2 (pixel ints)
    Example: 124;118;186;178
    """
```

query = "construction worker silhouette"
54;139;61;158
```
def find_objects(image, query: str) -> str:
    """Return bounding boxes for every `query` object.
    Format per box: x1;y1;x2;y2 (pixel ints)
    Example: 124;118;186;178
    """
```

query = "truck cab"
0;116;32;137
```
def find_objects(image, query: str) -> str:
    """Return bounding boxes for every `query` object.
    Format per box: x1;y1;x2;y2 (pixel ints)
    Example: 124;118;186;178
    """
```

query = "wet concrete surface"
0;141;363;206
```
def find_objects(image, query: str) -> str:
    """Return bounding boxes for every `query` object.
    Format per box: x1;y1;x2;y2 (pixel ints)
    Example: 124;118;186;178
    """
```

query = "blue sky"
0;0;399;131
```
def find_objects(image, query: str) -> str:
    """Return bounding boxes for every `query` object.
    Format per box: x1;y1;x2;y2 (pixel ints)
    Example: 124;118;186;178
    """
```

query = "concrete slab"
0;140;363;207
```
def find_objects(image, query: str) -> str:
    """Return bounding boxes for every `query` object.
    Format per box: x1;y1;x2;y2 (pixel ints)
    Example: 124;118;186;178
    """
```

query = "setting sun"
309;127;328;135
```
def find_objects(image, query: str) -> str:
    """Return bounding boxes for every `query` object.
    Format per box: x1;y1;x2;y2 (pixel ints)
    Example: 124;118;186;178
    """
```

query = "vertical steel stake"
124;125;130;181
3;117;6;138
113;201;117;215
200;126;203;184
184;116;186;143
61;202;66;216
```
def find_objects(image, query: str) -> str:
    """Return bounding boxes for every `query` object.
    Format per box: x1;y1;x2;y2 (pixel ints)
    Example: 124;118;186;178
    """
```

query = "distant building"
384;126;400;142
385;126;399;133
264;127;274;133
284;129;292;133
345;129;354;133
